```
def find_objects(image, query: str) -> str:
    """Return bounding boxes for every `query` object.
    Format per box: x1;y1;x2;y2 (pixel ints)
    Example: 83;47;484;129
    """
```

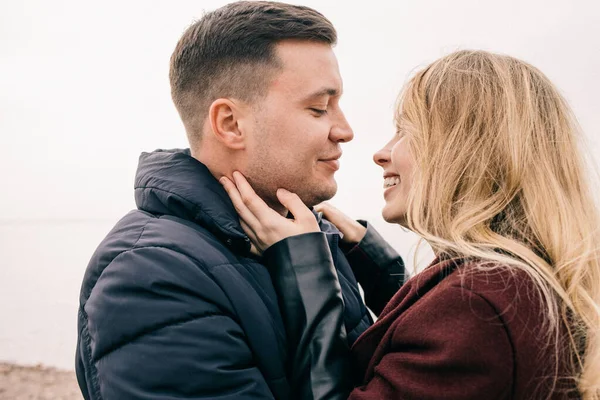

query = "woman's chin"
382;204;410;227
382;206;400;224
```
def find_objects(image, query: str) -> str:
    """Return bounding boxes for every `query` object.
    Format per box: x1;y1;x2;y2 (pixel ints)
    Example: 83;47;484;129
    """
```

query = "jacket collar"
134;148;251;253
134;149;341;255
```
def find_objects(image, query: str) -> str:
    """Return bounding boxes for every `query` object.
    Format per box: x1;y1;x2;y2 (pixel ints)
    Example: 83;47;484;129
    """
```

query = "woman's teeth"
384;176;400;189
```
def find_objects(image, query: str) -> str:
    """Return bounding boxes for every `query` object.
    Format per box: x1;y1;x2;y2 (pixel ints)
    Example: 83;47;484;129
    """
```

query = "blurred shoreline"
0;362;80;400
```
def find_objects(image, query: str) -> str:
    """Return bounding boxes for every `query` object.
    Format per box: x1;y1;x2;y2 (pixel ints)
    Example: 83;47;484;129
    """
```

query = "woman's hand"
314;202;367;245
220;171;320;254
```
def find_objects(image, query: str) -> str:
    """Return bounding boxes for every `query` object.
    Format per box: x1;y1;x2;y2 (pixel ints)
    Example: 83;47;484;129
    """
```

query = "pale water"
0;220;116;370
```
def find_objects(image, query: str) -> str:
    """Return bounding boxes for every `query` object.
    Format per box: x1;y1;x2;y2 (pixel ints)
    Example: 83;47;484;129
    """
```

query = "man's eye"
309;108;328;116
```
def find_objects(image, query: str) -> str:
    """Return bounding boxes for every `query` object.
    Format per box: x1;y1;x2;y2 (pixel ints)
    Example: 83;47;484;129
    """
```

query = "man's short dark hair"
169;1;337;145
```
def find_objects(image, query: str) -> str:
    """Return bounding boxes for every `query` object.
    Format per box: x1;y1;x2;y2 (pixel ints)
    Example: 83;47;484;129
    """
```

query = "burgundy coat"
346;256;578;399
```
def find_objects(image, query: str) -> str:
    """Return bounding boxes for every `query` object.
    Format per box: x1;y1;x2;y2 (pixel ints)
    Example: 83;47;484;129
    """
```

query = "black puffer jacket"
76;149;403;399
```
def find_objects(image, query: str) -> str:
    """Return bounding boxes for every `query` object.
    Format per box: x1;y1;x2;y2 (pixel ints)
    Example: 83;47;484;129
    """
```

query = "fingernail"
219;177;226;185
277;188;289;195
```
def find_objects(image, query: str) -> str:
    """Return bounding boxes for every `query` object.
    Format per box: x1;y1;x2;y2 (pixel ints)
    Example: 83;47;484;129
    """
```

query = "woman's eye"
309;108;328;116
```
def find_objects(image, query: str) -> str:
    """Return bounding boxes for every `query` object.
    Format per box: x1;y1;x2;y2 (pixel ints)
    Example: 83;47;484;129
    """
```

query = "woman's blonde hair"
398;50;600;398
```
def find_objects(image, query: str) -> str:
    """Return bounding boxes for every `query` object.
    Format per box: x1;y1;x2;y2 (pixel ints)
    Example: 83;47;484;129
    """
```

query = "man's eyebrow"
300;87;341;102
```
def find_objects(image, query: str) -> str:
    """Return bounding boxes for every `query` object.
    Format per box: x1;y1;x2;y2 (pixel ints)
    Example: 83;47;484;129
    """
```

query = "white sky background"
2;0;600;235
0;0;599;368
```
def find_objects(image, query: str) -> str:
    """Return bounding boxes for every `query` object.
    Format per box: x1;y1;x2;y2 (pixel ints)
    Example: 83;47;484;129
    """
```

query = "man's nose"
329;111;354;143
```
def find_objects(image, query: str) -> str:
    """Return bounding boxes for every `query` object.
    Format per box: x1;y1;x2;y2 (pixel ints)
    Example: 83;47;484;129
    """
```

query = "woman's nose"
373;146;390;167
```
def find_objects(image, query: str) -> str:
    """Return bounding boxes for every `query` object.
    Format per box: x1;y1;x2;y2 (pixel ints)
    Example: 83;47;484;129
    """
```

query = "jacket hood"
134;148;251;252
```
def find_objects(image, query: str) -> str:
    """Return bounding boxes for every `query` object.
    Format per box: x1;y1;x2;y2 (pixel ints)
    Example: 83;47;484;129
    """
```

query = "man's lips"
319;159;340;171
319;153;342;171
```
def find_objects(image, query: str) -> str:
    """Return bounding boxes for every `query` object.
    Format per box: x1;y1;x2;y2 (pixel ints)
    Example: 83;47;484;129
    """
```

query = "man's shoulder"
81;210;252;300
100;210;242;268
79;211;263;370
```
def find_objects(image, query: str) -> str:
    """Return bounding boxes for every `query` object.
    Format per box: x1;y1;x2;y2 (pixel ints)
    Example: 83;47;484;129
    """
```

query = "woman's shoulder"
409;257;550;354
395;257;547;333
371;257;568;399
448;258;543;308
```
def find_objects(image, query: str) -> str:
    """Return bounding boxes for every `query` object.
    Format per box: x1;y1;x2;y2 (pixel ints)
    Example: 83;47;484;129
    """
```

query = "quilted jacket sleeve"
77;246;275;400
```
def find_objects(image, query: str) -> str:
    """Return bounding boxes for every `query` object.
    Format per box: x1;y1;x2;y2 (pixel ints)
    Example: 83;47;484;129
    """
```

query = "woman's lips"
383;183;398;200
383;175;400;199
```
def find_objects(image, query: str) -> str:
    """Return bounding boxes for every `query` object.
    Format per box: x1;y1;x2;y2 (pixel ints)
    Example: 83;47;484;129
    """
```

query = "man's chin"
299;184;337;208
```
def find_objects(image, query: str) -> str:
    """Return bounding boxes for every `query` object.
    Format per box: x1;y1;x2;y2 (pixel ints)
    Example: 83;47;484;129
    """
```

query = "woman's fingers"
314;201;366;244
239;219;256;242
276;189;319;230
222;171;319;251
232;171;280;222
220;176;261;231
219;182;262;256
240;220;262;255
314;202;338;220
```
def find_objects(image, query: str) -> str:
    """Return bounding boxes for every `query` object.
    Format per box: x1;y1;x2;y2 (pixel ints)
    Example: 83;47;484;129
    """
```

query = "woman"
220;50;600;399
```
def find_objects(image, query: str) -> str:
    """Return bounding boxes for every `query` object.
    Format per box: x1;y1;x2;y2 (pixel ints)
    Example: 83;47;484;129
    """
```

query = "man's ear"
207;98;247;150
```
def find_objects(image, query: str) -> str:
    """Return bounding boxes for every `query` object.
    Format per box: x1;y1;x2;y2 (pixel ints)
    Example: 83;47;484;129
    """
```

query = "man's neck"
192;145;230;183
193;150;290;218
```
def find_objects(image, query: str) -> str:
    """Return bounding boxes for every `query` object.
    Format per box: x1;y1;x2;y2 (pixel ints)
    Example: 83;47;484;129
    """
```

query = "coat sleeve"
263;232;353;400
348;286;514;400
79;246;276;400
340;221;408;316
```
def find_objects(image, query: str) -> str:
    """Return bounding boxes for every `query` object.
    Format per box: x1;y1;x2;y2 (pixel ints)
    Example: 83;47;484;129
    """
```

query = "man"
76;2;404;399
